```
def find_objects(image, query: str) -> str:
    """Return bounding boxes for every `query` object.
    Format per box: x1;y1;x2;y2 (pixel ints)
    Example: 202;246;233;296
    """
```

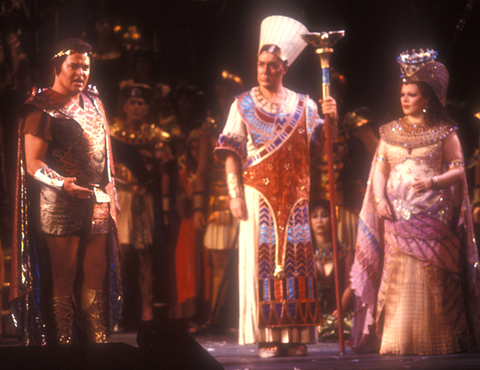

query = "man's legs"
46;233;109;344
82;233;107;290
46;235;81;344
79;233;108;343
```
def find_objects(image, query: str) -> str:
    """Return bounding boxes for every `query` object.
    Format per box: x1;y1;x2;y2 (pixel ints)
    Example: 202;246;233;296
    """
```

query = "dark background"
6;2;480;102
5;1;480;112
2;0;480;177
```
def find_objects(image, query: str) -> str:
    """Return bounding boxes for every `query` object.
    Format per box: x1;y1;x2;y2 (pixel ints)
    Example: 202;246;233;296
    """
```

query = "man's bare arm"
25;133;93;198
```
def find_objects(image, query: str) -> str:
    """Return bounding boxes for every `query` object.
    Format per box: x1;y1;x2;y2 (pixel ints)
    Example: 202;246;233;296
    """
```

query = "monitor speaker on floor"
136;319;224;370
0;320;224;370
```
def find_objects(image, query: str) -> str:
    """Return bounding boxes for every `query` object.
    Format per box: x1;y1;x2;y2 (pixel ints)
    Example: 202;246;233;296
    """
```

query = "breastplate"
26;89;107;187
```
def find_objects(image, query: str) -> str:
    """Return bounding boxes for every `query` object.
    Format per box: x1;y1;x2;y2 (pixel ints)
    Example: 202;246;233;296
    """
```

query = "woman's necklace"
400;116;424;132
380;116;455;149
314;241;348;264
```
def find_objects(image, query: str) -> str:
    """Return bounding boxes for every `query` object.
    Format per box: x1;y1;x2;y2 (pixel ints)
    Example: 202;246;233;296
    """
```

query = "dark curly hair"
402;81;454;127
53;39;92;75
309;199;331;216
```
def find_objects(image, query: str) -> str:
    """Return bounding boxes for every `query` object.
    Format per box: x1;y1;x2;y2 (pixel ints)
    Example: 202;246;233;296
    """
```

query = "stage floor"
110;330;480;370
2;330;480;370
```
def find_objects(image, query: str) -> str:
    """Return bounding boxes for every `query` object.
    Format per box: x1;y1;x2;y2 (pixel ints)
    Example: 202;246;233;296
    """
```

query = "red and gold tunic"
215;87;323;345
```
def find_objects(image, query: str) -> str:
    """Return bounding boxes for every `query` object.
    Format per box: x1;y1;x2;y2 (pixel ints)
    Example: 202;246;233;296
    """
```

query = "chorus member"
110;83;169;327
310;199;353;340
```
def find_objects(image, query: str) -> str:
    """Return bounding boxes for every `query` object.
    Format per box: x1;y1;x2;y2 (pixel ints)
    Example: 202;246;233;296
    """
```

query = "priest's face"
257;51;288;90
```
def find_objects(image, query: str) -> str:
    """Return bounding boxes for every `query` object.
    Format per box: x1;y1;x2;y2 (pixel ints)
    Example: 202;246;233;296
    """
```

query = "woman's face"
400;83;427;117
310;206;331;237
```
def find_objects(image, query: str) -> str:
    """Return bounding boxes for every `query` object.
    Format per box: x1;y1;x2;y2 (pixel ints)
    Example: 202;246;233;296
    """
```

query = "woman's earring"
422;102;428;114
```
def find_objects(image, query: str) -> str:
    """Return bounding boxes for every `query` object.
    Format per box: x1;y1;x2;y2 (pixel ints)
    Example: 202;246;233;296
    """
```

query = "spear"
301;30;345;355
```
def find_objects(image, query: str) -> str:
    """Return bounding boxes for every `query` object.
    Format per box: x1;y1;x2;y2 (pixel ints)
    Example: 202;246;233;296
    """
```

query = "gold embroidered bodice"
380;119;457;224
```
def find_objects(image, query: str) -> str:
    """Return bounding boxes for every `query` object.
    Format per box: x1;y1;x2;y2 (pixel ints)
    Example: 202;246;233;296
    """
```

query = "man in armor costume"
9;39;122;345
215;16;337;357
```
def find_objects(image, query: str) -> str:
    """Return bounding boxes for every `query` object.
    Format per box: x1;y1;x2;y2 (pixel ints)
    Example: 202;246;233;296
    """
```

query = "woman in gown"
350;49;480;355
310;199;353;341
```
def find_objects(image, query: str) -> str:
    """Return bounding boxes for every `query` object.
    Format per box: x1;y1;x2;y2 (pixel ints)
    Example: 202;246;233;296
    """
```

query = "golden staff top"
301;29;346;355
301;31;345;99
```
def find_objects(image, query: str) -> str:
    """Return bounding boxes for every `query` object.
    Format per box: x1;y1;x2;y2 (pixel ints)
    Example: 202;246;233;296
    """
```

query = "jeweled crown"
397;48;438;77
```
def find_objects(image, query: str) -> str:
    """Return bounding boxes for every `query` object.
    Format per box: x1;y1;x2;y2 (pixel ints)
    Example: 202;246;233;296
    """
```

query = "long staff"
301;30;345;355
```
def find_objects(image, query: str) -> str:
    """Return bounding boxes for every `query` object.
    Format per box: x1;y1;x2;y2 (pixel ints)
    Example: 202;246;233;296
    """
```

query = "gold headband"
51;49;92;61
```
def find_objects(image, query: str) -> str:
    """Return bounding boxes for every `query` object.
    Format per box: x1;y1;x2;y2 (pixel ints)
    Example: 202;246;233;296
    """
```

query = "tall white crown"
258;15;308;66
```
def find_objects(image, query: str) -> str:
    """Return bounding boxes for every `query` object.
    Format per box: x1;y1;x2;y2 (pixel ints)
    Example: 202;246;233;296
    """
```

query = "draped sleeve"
214;99;248;162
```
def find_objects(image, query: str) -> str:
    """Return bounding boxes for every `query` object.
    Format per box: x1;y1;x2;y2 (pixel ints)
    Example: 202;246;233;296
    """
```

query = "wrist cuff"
34;166;65;190
227;173;244;199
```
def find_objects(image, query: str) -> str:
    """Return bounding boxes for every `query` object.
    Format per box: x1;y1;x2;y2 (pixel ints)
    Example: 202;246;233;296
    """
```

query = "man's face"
123;97;149;122
54;53;90;97
257;51;287;90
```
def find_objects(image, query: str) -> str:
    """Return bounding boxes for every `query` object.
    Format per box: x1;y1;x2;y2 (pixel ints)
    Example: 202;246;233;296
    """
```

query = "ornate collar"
110;119;163;145
251;86;296;114
379;118;456;149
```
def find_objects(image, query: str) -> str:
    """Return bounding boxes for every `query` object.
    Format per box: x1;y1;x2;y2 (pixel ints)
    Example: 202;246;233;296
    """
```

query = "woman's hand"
377;198;393;220
411;176;433;195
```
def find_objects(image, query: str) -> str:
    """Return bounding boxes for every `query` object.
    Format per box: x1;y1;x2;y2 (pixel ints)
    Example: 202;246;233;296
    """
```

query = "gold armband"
448;159;464;170
227;173;244;199
376;154;388;162
431;176;439;189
